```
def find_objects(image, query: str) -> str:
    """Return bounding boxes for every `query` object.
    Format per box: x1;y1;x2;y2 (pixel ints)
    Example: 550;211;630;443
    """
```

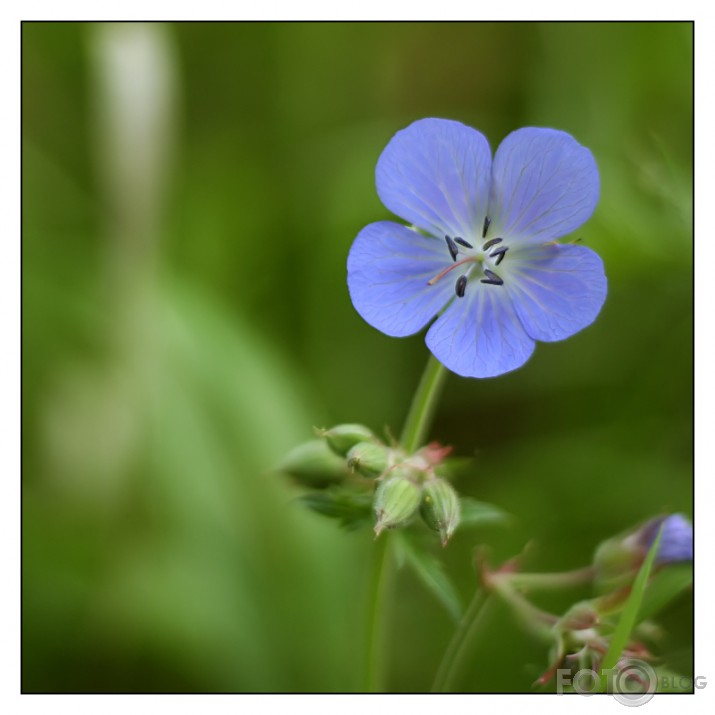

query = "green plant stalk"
505;566;595;592
365;353;448;691
432;568;573;692
364;534;393;692
431;589;489;692
400;353;448;454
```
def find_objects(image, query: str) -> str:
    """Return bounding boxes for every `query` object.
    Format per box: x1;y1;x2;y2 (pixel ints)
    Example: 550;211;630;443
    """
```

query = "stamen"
490;247;509;266
444;235;458;262
427;256;474;286
482;216;491;238
480;269;504;286
455;275;467;297
483;237;502;251
454;237;473;249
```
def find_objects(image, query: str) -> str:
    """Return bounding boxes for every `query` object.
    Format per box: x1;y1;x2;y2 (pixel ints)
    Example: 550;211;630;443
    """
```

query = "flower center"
427;215;510;297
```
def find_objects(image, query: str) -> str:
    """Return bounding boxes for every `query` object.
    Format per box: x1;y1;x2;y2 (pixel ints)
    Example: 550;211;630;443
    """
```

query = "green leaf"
637;562;692;623
393;531;463;622
458;498;510;529
599;526;663;689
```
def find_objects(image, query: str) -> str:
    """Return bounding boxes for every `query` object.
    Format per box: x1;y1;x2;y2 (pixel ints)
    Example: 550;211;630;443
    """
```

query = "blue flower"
347;118;607;378
638;513;693;565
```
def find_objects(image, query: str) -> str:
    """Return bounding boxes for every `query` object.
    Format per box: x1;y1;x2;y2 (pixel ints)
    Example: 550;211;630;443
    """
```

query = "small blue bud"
637;513;693;565
594;513;693;591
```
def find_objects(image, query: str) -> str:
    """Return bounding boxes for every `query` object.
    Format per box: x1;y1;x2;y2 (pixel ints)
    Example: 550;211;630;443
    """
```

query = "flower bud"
277;439;347;488
318;423;377;457
419;478;461;546
594;513;693;591
637;513;693;565
373;476;421;536
346;441;391;478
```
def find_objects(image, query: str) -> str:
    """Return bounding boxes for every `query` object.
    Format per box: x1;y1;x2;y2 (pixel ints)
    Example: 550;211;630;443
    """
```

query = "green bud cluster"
280;426;463;546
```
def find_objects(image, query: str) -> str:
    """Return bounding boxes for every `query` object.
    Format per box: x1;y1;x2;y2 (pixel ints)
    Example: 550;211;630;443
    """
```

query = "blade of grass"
598;526;663;691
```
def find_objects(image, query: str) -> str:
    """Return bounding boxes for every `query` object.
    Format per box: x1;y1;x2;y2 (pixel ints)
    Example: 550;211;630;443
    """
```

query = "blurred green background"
22;22;692;692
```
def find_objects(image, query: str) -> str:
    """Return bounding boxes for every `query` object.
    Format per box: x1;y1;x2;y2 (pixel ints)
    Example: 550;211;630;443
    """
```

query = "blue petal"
506;244;607;342
425;283;535;378
489;127;599;243
347;221;455;337
376;118;492;240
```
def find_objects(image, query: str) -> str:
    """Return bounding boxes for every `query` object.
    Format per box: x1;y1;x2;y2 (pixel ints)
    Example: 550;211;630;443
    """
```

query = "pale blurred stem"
505;566;595;591
364;353;448;692
431;568;592;692
364;534;393;692
431;589;491;692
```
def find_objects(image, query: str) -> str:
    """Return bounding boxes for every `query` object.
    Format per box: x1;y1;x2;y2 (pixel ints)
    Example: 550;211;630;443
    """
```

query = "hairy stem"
400;353;448;454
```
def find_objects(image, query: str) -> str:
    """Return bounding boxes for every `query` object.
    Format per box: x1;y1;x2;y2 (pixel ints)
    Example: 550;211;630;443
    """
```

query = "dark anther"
482;216;491;238
490;247;509;266
482;237;503;251
480;269;504;286
455;275;468;297
454;237;473;249
444;235;458;262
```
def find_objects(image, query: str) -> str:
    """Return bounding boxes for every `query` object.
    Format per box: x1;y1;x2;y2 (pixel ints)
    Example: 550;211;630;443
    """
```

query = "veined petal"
489;128;599;243
506;244;607;342
425;283;535;378
347;221;455;337
376;118;492;240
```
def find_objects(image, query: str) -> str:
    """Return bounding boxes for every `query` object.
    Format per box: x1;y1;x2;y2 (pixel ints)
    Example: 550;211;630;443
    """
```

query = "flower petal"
425;283;535;378
347;221;456;337
489;127;599;243
376;118;492;240
506;244;607;342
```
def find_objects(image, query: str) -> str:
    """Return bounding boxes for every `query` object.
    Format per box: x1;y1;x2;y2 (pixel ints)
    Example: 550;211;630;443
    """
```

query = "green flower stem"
365;353;448;692
364;534;393;692
400;353;448;454
488;574;556;642
431;589;491;692
432;568;574;692
504;566;595;592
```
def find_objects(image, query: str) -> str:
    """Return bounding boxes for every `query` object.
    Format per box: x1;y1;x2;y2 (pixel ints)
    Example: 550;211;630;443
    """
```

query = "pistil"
427;256;476;286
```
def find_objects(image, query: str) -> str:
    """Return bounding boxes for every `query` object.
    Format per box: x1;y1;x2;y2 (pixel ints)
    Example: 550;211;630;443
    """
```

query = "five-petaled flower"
347;118;608;378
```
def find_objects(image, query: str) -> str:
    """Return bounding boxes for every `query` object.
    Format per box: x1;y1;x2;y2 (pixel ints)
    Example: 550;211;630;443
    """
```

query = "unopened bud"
318;423;377;457
637;513;693;565
277;440;347;488
347;442;391;478
558;602;599;632
419;478;461;546
373;476;421;536
594;513;693;591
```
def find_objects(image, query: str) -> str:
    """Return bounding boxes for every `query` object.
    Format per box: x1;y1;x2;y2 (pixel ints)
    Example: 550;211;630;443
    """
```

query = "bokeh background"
22;22;693;692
